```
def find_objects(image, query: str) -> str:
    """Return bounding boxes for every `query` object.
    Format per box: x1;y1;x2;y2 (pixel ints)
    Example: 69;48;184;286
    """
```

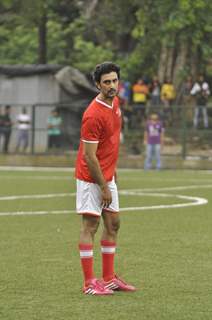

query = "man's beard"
107;89;117;97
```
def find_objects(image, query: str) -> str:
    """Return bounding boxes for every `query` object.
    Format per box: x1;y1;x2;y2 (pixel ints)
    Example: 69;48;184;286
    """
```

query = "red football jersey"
75;96;122;182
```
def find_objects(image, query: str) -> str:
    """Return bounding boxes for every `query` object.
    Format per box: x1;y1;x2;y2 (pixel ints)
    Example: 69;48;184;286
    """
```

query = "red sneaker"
83;278;114;295
103;275;136;292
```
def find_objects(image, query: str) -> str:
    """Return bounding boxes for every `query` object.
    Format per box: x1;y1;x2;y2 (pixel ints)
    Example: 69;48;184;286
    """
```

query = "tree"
0;0;211;86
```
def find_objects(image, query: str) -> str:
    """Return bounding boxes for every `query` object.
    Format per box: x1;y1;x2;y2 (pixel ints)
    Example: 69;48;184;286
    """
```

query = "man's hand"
83;141;112;208
101;185;112;208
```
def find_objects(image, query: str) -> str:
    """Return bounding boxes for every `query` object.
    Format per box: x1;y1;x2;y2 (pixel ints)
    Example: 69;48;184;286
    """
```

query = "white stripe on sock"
80;250;93;258
101;247;116;253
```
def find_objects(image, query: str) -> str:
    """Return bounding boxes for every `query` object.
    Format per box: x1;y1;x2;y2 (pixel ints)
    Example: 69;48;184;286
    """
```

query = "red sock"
79;243;94;285
101;240;116;281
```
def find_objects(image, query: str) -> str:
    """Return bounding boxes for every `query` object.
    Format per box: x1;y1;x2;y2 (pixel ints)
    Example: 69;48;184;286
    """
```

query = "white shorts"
76;178;119;216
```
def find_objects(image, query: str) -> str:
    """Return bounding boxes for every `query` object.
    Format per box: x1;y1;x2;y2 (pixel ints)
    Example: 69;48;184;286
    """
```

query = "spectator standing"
118;80;132;130
118;80;131;106
132;79;149;127
150;76;161;107
47;109;62;151
2;105;13;153
190;75;210;129
160;79;176;126
144;113;164;170
178;76;193;123
15;107;31;153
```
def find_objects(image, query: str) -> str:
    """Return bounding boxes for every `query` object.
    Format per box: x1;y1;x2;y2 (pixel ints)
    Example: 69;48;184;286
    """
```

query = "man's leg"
79;214;113;295
3;131;11;153
101;211;120;281
193;106;199;128
144;144;153;170
23;131;29;152
202;107;208;128
101;211;136;291
155;144;161;170
79;215;100;285
15;131;22;152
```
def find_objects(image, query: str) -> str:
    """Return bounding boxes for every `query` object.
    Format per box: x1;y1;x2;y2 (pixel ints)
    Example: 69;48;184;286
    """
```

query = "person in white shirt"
15;107;31;153
190;75;210;128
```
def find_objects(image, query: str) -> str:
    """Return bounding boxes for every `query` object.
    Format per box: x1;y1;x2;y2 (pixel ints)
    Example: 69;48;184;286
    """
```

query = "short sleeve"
81;116;102;142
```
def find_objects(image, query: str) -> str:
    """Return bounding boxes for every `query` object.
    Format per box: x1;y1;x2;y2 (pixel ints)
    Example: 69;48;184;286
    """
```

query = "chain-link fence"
1;103;212;159
122;103;212;159
0;103;84;154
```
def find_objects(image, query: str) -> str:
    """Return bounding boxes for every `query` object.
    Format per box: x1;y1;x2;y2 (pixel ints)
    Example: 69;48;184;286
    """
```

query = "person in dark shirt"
144;113;164;170
2;105;13;153
191;75;210;128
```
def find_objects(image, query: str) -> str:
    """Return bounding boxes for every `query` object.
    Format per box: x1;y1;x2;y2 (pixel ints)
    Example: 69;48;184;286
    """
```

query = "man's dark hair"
93;62;120;83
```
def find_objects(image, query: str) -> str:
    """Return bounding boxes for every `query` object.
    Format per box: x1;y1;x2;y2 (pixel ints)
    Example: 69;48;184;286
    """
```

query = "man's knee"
112;218;120;234
81;215;100;237
106;216;120;236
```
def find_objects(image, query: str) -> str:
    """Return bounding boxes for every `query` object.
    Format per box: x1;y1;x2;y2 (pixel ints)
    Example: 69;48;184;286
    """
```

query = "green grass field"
0;167;212;320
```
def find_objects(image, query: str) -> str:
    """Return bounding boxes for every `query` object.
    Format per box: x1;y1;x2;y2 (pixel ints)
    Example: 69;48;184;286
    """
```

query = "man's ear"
95;82;101;90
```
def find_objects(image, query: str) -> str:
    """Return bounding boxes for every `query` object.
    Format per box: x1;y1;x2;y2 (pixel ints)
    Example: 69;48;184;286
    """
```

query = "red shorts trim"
102;208;119;214
78;212;100;217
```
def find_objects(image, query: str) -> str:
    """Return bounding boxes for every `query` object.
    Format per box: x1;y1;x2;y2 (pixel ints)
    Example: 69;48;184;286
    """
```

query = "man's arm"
160;130;165;148
143;131;148;145
190;83;199;96
83;141;112;207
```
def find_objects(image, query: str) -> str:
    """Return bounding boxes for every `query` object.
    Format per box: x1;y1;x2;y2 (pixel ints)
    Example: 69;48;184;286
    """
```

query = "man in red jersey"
75;62;136;295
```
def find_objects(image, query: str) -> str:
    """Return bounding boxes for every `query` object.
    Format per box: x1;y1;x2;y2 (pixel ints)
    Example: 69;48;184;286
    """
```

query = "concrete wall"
0;72;93;153
0;74;60;105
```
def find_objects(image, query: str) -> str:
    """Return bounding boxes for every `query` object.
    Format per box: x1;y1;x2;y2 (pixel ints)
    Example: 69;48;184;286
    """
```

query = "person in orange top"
132;78;149;127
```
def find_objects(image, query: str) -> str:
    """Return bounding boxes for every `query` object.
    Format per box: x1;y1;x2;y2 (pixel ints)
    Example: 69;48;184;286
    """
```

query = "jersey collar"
96;97;113;109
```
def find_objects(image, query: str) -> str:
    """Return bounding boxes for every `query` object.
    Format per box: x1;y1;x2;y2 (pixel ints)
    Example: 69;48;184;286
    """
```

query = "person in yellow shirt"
160;79;176;126
161;79;176;102
132;79;149;127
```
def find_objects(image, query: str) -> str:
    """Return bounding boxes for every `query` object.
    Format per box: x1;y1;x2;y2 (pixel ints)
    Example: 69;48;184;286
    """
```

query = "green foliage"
0;24;37;64
72;36;114;73
47;20;67;64
0;0;211;80
0;0;12;8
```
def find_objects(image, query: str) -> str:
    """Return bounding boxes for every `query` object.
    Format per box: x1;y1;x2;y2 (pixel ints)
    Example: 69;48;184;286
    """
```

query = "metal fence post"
181;104;187;159
31;104;36;154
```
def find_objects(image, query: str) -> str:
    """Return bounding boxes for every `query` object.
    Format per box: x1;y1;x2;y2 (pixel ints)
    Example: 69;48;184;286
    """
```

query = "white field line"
0;184;212;201
0;193;75;201
1;166;212;175
0;194;207;216
0;166;74;172
0;175;72;180
120;185;212;192
120;178;212;183
0;210;73;216
1;176;212;184
0;175;71;182
0;188;208;217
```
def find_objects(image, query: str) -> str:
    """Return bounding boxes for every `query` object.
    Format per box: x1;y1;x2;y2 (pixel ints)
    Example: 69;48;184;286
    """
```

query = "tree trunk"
38;11;47;64
172;40;188;89
158;43;168;83
84;0;99;19
165;46;175;80
190;48;199;80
